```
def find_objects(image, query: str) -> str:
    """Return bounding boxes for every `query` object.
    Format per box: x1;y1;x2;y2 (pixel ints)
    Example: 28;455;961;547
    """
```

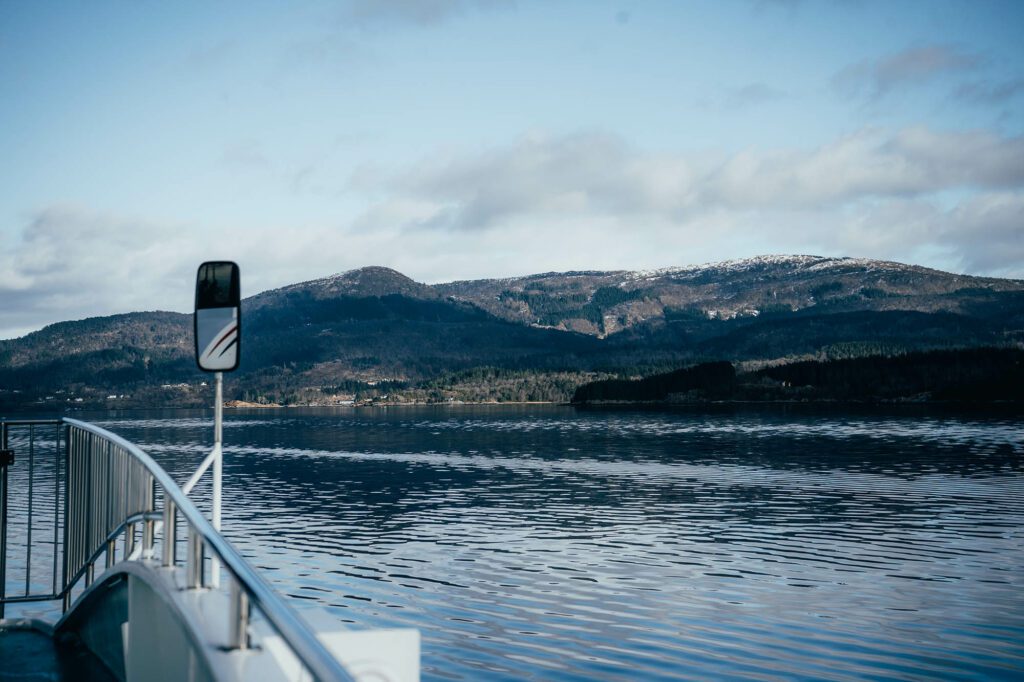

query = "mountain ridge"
431;255;1023;337
2;255;1022;408
13;254;1014;341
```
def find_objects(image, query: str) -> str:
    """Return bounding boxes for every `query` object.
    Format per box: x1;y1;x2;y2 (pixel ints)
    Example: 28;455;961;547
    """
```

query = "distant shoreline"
223;397;1023;409
4;400;1022;419
224;399;560;409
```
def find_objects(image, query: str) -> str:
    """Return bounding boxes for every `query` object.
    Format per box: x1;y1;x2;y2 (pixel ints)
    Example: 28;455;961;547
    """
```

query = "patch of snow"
624;254;916;282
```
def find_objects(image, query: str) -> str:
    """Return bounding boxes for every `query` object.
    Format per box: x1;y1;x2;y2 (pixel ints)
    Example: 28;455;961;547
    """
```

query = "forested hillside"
2;257;1022;409
572;349;1024;404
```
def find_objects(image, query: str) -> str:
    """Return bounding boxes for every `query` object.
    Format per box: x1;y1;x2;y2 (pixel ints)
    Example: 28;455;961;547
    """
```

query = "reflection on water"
5;406;1024;680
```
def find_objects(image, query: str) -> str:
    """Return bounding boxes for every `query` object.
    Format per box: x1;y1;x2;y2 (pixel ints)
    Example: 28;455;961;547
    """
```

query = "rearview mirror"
194;261;240;372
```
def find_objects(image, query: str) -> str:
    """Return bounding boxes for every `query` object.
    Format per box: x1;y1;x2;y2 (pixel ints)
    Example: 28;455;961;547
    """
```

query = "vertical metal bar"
86;433;92;575
1;420;8;620
81;432;92;592
163;500;176;567
230;576;250;650
187;528;204;589
25;425;34;596
212;371;223;588
215;372;224;446
62;425;72;612
52;422;61;598
143;477;155;557
70;428;79;594
79;431;86;578
85;433;93;582
85;430;96;593
121;449;127;538
103;440;111;560
106;442;113;562
106;539;116;569
125;522;135;556
79;432;85;578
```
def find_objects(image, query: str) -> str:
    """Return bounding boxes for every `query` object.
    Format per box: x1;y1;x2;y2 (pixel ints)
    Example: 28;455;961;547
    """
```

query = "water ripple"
3;406;1021;680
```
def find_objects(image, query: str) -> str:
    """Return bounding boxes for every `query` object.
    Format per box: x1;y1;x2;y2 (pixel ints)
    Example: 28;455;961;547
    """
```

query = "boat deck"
0;625;115;682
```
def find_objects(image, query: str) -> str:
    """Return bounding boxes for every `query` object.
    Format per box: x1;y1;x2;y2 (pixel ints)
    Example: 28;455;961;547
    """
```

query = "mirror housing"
194;261;241;372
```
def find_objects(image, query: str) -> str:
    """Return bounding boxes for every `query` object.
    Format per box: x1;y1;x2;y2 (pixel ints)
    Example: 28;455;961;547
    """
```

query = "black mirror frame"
194;261;241;373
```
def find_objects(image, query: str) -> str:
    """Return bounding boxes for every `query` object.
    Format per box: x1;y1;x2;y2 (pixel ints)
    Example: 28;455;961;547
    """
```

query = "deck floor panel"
0;628;116;682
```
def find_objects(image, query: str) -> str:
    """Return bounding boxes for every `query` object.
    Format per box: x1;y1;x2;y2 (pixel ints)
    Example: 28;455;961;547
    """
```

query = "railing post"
84;433;93;586
106;539;116;569
143;479;155;557
104;440;113;574
125;522;136;557
163;500;176;567
187;528;204;589
229;575;250;650
62;424;72;614
52;421;61;599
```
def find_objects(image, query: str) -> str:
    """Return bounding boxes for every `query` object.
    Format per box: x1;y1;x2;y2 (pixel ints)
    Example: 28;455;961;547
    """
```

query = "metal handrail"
0;417;351;681
60;419;353;682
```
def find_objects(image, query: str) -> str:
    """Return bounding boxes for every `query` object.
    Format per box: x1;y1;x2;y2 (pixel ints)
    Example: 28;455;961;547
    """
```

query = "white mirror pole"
194;260;239;589
212;370;223;588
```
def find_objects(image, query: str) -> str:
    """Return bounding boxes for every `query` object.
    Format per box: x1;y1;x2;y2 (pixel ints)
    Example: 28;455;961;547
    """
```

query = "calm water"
4;405;1024;680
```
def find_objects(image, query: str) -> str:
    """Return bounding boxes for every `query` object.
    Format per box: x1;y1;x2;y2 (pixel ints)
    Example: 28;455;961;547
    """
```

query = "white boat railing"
0;417;354;682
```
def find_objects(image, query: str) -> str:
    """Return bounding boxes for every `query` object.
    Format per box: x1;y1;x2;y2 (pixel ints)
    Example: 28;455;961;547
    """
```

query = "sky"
1;0;1022;339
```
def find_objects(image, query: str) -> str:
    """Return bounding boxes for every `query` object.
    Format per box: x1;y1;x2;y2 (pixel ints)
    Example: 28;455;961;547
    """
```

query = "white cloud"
344;126;1024;280
708;127;1024;207
3;124;1021;339
944;191;1024;275
384;132;687;230
354;127;1024;228
0;206;197;337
